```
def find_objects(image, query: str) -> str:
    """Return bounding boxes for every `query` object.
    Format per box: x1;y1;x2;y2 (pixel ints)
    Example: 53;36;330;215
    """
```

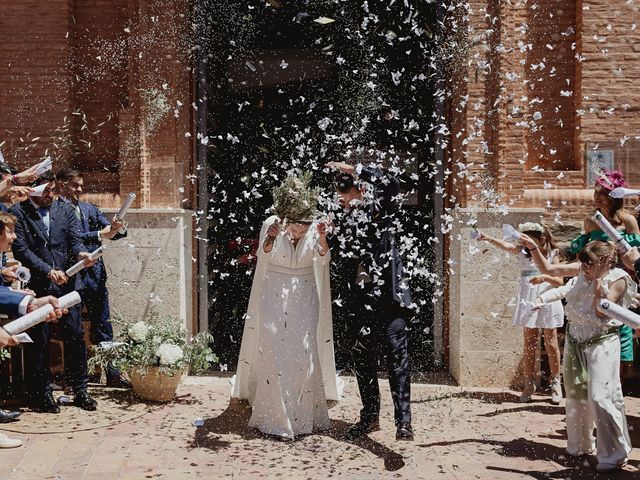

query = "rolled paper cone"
65;246;104;277
3;304;54;335
115;193;136;220
609;187;640;199
502;224;521;242
58;291;82;310
3;291;81;335
65;261;85;278
33;157;52;177
15;332;33;343
29;183;49;197
598;299;640;329
15;266;31;283
89;246;104;260
591;211;631;253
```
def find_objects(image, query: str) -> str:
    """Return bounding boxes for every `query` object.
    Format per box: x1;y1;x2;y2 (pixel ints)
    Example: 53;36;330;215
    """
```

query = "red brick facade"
0;0;194;209
1;1;638;213
454;0;640;220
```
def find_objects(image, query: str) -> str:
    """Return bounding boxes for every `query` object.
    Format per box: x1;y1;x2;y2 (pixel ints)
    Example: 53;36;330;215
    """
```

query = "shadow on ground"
189;401;406;472
418;435;640;478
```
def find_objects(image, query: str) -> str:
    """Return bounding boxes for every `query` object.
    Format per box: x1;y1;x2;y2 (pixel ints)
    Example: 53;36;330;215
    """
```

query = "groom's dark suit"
333;165;412;428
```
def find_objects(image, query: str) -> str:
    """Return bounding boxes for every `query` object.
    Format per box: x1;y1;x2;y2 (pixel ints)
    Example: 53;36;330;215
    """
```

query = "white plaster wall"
101;209;194;336
449;208;547;387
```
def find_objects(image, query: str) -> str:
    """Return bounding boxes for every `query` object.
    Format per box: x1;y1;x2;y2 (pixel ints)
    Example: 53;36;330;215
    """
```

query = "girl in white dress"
232;174;340;440
535;240;633;473
478;222;564;403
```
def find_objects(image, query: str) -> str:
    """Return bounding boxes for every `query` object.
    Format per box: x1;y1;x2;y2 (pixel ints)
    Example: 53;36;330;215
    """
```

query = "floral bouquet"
89;310;217;377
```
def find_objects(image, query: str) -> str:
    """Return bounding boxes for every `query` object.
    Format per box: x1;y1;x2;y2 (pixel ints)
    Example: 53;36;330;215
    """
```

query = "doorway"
195;0;444;372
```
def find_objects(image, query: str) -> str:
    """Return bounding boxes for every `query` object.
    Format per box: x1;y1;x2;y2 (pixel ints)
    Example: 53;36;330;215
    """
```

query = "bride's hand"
266;220;281;239
317;220;333;239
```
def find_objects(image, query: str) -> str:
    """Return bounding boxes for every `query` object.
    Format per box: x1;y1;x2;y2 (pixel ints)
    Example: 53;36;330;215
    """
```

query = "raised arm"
477;232;519;255
536;277;577;304
520;233;580;277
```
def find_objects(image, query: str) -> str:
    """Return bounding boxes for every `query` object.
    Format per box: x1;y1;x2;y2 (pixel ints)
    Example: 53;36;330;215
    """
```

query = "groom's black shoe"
344;419;380;441
74;390;97;411
396;423;414;441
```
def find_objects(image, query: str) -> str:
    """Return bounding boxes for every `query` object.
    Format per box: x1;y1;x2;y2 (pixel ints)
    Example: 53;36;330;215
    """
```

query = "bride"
232;172;340;440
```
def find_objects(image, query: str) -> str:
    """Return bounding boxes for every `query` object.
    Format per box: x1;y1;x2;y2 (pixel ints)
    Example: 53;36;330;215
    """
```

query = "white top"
539;268;636;342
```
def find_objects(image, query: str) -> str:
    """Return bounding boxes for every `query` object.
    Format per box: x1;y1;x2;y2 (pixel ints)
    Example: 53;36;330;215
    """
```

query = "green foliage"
88;310;218;377
0;348;10;362
272;170;320;223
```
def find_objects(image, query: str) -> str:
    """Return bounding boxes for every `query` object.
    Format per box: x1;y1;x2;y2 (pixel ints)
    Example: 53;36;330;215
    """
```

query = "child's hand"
529;275;547;285
594;257;611;282
518;233;536;250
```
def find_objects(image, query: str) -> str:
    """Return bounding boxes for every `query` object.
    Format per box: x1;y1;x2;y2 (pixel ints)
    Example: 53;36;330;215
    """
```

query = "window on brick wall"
525;0;577;171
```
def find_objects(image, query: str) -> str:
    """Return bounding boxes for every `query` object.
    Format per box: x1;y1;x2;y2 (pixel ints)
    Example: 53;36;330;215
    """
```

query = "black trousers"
24;304;88;398
347;290;412;426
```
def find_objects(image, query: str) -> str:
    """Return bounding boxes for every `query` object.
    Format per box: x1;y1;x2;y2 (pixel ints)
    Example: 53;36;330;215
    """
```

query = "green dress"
570;229;640;362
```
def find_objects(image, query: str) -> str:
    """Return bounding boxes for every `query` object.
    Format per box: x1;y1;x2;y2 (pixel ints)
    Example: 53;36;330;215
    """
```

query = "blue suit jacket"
0;286;27;318
71;199;126;291
10;199;85;296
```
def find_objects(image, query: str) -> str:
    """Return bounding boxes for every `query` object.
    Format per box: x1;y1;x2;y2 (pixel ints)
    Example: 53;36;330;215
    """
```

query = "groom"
326;161;413;441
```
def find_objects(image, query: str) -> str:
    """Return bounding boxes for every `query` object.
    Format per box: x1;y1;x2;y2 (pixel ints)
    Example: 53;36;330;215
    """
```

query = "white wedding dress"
231;216;340;439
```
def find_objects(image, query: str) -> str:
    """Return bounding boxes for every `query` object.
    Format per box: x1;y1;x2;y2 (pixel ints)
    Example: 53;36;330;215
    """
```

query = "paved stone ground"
1;375;639;479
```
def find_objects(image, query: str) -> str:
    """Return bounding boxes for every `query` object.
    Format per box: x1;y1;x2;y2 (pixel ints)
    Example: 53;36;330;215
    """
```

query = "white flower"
518;222;544;233
157;344;184;366
128;321;149;342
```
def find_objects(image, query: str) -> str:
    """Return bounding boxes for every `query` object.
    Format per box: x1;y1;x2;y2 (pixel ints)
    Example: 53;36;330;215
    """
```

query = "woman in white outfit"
232;173;340;440
535;240;633;473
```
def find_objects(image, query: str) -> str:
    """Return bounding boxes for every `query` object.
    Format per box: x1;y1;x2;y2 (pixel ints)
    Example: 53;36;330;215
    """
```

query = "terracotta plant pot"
130;367;182;402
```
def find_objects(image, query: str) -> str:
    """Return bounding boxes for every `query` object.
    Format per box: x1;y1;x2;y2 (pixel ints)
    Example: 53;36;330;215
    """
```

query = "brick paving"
0;375;639;479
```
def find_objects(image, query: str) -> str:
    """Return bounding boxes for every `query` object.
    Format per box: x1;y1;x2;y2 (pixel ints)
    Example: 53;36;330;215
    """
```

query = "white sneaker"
550;378;563;405
0;433;22;448
596;458;628;473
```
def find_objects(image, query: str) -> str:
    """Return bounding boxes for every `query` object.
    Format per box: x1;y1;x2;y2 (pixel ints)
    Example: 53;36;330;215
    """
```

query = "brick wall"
0;0;73;167
0;0;194;209
455;0;639;221
70;0;129;195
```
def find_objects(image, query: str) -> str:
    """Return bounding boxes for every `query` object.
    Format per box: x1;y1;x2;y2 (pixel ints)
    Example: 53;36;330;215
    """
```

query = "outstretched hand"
518;233;537;250
529;275;546;285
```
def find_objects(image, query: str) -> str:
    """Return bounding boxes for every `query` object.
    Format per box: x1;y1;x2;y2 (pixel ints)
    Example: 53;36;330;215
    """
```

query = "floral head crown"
272;171;320;223
518;222;544;234
592;165;627;191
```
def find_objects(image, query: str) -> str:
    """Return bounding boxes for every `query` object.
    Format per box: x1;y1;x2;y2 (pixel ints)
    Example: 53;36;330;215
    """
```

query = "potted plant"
89;310;217;402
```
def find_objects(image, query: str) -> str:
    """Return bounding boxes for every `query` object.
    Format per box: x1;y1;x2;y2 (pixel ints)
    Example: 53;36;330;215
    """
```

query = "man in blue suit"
55;167;130;388
327;161;414;442
11;173;97;413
